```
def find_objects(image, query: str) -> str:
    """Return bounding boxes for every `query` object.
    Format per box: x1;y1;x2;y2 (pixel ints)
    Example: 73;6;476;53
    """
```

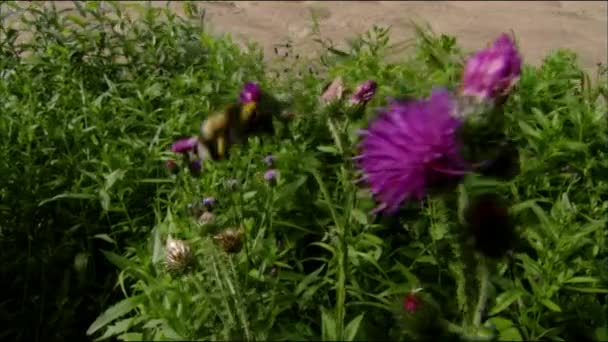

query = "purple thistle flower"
355;89;468;214
461;33;522;101
349;80;377;105
264;169;279;183
263;154;275;167
239;82;262;104
202;197;216;208
171;137;198;154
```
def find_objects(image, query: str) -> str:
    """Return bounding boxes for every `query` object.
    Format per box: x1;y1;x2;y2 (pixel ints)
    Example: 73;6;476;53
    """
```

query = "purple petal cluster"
461;33;522;101
356;89;467;214
202;197;216;208
349;80;377;105
171;137;197;154
239;82;262;104
264;169;279;183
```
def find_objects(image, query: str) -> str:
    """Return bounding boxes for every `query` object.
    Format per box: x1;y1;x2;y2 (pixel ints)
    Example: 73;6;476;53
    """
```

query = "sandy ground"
11;1;608;73
178;1;607;73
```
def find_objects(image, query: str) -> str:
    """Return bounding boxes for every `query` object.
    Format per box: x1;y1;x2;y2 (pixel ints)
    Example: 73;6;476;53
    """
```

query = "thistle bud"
348;80;377;105
166;160;179;174
461;33;521;103
264;169;279;185
403;292;421;313
320;77;344;104
189;160;202;175
240;82;262;104
213;227;244;253
165;237;193;273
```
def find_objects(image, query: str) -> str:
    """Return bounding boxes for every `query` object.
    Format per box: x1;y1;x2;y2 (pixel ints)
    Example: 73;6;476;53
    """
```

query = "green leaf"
489;317;515;331
499;327;523;341
117;332;143;341
540;298;562;312
243;191;257;201
87;295;144;336
595;327;608;342
99;189;111;211
295;266;325;296
321;307;338;341
317;145;339;155
38;192;97;206
518;121;542;140
102;250;131;271
350;209;368;225
344;313;364;341
94;317;138;341
563;286;608;294
104;169;126;190
93;234;116;245
489;289;525;316
564;276;600;284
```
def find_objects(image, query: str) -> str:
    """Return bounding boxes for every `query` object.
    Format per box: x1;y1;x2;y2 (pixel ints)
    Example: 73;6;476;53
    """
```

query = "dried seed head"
165;237;193;273
198;211;215;225
214;227;244;253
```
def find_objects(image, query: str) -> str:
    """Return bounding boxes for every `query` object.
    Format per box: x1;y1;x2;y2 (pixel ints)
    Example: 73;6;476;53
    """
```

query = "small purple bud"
239;82;262;104
201;197;216;209
349;80;377;105
263;154;275;167
171;137;198;154
264;169;279;184
166;160;179;174
189;160;202;174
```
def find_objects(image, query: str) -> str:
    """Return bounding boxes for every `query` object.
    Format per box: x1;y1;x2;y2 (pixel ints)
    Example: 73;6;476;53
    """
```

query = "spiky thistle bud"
165;237;193;273
213;227;244;254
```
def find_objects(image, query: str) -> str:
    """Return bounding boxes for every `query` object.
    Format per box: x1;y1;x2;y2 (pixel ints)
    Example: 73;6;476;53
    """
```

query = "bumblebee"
197;95;279;161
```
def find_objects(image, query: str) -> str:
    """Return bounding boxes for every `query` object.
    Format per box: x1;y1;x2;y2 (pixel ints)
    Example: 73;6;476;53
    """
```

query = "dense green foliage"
0;2;606;341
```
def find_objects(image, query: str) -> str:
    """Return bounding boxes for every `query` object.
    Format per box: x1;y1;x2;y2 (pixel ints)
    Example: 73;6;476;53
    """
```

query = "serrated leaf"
94;317;137;341
87;295;144;336
489;289;525;316
344;313;364;341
